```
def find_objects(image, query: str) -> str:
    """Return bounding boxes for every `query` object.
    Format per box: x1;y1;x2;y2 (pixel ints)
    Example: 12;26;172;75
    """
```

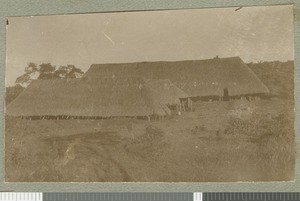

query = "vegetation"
16;62;84;85
125;124;166;159
5;98;295;182
248;61;294;99
225;112;293;139
221;112;295;181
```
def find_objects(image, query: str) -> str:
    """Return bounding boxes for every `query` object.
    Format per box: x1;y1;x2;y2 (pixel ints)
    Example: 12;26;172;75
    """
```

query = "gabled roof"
5;77;167;117
84;57;269;97
145;79;189;106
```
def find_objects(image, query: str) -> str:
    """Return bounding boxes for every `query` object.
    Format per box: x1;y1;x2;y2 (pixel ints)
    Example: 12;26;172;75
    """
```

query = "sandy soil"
5;98;295;182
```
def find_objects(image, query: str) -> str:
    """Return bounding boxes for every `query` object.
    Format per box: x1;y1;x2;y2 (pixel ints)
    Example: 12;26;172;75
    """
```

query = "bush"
220;111;295;181
125;124;165;159
191;125;207;135
134;124;164;144
224;112;294;142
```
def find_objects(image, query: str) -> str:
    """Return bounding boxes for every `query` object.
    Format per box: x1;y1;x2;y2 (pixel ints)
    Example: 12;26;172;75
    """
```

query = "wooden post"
147;116;150;121
180;101;183;112
187;98;190;110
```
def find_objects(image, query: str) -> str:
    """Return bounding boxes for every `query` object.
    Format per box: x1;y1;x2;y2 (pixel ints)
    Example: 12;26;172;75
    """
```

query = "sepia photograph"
5;5;295;182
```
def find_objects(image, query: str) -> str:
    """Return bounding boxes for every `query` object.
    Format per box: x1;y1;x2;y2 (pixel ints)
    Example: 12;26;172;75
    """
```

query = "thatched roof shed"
145;79;189;106
5;77;169;117
84;57;269;97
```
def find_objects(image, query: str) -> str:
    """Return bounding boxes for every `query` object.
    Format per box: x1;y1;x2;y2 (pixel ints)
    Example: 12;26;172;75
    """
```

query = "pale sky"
6;5;294;86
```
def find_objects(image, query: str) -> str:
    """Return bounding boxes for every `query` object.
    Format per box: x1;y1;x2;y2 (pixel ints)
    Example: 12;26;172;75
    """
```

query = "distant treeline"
247;60;294;99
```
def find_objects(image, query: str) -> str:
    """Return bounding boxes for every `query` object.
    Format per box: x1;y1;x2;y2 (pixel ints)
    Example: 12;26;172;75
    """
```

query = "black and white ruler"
0;192;299;201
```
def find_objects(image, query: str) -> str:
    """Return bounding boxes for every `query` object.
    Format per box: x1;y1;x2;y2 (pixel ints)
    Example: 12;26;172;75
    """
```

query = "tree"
54;65;84;79
39;63;56;74
15;63;84;86
25;62;38;73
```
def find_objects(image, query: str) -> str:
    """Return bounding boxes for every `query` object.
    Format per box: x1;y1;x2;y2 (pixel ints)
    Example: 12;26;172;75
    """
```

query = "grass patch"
125;124;166;159
220;112;295;181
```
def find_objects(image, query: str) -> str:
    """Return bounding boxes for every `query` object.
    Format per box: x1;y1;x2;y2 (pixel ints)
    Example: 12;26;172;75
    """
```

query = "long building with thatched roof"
84;57;269;99
5;77;172;118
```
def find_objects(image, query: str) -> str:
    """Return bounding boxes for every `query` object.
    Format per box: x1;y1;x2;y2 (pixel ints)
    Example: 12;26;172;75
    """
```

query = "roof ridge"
90;56;242;66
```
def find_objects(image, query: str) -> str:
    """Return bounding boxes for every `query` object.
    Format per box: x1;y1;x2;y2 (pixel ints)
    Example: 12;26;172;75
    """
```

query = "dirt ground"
5;97;295;182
